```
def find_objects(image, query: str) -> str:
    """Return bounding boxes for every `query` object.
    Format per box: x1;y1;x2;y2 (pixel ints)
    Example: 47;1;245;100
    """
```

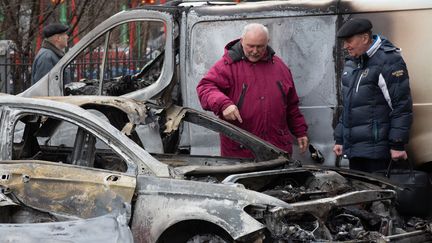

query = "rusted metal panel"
163;105;187;133
0;191;16;207
0;160;135;219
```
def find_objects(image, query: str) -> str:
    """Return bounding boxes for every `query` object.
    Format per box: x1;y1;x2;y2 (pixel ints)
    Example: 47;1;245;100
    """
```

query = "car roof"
153;0;432;17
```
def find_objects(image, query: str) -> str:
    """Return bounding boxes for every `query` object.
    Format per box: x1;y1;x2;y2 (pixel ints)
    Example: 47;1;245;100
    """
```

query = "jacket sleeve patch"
392;69;404;77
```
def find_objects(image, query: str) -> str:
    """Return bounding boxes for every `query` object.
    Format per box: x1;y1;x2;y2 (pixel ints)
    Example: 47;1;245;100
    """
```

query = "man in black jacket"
333;18;413;172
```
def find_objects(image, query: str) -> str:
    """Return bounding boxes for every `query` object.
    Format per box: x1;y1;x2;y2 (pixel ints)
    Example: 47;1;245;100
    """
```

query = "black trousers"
349;157;390;173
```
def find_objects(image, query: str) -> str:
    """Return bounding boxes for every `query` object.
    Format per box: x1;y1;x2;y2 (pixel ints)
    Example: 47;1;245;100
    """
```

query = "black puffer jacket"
334;36;412;159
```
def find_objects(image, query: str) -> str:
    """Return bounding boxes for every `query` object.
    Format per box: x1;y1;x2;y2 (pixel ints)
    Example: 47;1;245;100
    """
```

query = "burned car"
0;95;431;243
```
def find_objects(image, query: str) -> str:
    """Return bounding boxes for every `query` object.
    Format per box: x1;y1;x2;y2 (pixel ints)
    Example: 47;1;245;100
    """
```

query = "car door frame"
21;8;176;102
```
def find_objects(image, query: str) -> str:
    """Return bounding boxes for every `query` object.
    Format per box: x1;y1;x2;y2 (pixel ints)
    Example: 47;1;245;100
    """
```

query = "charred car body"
0;95;431;242
20;0;432;168
9;0;432;242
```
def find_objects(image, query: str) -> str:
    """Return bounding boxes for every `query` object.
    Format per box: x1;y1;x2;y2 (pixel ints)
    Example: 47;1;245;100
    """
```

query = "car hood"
137;175;292;209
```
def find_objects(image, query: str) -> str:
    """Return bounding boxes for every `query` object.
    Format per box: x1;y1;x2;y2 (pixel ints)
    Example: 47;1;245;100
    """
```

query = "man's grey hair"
241;23;269;39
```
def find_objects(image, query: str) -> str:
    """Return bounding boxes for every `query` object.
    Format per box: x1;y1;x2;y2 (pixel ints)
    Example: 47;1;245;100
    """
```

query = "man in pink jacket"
197;23;308;158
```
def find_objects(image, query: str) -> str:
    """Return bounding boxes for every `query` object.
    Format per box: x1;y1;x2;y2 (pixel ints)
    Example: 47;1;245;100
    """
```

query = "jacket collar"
42;39;65;58
225;39;275;63
366;35;382;57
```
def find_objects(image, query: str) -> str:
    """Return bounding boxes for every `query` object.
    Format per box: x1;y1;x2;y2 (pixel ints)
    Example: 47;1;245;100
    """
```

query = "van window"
64;20;165;96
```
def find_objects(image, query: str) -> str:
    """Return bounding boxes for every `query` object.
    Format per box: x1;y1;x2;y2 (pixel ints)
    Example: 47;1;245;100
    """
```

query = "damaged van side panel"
182;12;338;163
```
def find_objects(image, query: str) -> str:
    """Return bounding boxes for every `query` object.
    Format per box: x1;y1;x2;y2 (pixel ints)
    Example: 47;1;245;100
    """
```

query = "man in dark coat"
31;23;69;85
333;18;413;172
197;23;308;158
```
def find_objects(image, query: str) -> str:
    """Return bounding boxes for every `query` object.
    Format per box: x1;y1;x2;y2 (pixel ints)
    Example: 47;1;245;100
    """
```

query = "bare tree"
0;0;124;93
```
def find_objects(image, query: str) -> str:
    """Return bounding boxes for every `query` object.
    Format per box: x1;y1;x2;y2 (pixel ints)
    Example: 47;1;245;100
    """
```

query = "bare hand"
297;136;308;154
390;149;408;161
333;144;343;156
222;104;243;123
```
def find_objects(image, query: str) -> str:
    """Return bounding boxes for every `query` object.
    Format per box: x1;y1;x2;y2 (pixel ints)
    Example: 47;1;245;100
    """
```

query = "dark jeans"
349;157;390;173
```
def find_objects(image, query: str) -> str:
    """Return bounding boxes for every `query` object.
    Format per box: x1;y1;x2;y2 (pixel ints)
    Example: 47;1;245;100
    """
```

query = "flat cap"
43;23;69;38
337;18;372;38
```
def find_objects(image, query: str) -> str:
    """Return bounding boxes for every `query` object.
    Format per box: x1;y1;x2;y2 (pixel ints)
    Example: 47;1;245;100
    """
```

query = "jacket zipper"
236;83;248;110
355;72;364;93
276;81;287;105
